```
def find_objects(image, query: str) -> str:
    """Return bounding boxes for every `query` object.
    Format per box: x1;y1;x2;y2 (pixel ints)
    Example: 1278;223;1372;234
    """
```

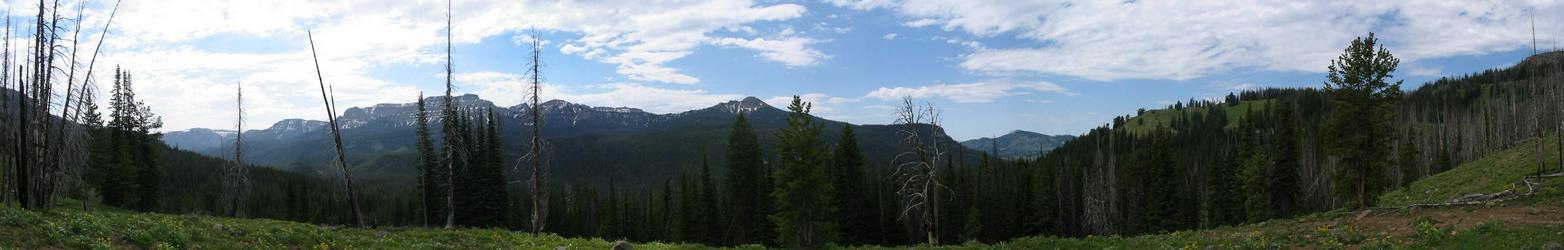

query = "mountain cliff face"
163;95;979;186
960;130;1075;159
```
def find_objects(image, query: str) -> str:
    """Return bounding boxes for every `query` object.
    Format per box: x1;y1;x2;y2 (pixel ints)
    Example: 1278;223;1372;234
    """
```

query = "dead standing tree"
890;96;948;245
440;0;461;228
519;33;551;234
9;0;119;209
223;82;250;217
306;30;365;227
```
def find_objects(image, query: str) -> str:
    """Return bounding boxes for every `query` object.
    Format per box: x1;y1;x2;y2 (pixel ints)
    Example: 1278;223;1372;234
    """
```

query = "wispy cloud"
865;80;1069;103
766;93;859;120
837;0;1563;81
459;71;744;114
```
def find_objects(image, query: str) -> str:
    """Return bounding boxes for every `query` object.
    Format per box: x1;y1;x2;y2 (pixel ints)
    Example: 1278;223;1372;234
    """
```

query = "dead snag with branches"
7;0;120;210
520;33;551;234
890;96;948;245
224;82;250;217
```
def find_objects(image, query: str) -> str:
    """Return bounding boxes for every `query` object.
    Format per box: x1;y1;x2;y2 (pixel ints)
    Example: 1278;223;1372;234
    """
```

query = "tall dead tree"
890;96;947;245
441;0;460;229
224;82;250;217
306;30;365;227
8;0;117;209
2;5;13;204
522;34;550;234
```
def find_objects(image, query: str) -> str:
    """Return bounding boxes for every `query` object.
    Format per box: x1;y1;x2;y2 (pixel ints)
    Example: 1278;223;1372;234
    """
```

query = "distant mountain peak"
961;130;1075;159
705;96;772;114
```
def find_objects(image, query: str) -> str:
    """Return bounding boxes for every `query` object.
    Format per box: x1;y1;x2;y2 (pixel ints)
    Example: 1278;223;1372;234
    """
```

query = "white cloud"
459;71;743;114
54;0;829;131
837;0;1564;81
865;80;1069;103
882;33;898;40
829;0;899;11
765;93;858;119
709;37;829;67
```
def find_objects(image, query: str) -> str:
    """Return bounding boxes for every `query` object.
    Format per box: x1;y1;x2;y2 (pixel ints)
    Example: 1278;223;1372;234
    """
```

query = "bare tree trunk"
524;33;549;234
442;0;458;229
306;30;365;227
226;82;249;217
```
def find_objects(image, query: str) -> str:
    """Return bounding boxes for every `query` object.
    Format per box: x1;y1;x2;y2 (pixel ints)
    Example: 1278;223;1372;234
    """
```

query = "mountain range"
163;95;983;187
959;131;1075;159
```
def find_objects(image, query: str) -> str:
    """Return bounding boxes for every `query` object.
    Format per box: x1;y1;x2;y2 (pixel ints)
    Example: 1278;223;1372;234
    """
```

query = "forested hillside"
4;0;1563;248
163;96;984;187
959;130;1075;159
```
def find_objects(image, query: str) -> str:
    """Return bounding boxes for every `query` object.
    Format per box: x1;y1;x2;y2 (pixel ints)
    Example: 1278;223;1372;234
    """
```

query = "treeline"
480;39;1564;246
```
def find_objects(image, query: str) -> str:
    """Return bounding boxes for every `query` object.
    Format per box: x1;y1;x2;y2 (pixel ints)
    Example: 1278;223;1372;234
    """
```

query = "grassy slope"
1124;99;1273;134
1380;135;1564;206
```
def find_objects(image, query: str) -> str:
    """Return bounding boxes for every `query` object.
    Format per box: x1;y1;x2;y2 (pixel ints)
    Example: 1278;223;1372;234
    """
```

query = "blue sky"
27;0;1564;140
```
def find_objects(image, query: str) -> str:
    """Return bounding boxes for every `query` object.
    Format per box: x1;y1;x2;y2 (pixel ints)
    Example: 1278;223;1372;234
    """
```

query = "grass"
5;201;1560;249
1124;99;1274;135
1379;135;1564;207
0;204;704;249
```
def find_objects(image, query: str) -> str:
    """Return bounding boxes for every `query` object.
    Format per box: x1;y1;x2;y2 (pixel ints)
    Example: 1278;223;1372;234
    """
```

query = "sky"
12;0;1564;140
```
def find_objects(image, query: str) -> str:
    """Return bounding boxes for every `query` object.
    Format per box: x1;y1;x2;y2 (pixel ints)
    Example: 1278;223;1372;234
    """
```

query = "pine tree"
99;68;162;212
1398;128;1420;187
452;112;477;226
482;110;510;227
1237;130;1271;223
831;125;871;245
414;93;443;226
676;174;700;242
1141;132;1181;232
1268;103;1300;217
698;157;721;245
723;114;765;245
456;109;510;228
770;96;836;247
1323;33;1402;209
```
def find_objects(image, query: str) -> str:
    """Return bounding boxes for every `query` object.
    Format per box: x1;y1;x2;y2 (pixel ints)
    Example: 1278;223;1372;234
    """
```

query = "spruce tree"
724;114;765;244
676;174;700;242
484;110;510;226
101;69;162;212
1268;102;1300;217
831;125;871;245
770;96;836;247
415;93;443;226
1398;129;1420;187
697;159;721;245
1323;33;1402;209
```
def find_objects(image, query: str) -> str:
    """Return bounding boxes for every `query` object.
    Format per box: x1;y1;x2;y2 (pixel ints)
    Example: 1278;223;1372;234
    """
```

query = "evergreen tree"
460;109;509;228
770;96;836;247
723;114;766;245
1323;33;1402;209
1140;132;1181;232
98;68;162;212
1398;128;1420;187
676;174;700;243
831;125;871;245
1268;103;1300;217
697;157;721;245
1237;129;1271;223
452;111;478;226
414;93;443;226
